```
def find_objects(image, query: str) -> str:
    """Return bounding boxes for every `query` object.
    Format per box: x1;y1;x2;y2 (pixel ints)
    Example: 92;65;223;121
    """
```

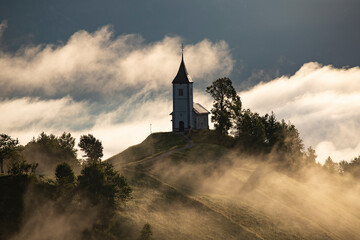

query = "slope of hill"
109;129;360;240
107;132;186;166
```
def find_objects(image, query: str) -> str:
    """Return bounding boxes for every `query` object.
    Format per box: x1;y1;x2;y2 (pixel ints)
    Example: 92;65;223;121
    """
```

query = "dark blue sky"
1;0;360;89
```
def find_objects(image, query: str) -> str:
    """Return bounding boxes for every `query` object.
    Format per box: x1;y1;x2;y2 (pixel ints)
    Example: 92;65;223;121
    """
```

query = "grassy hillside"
107;132;186;166
109;129;360;240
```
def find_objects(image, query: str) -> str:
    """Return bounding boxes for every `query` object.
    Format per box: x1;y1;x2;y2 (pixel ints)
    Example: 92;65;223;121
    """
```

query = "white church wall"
173;83;194;130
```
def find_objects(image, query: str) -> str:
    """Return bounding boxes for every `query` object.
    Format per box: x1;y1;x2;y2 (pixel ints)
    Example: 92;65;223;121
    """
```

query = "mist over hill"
1;129;360;239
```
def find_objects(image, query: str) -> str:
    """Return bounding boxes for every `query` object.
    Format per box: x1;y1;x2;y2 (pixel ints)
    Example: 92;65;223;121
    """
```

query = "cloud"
0;24;233;159
5;24;359;165
0;97;93;132
0;96;172;159
0;25;233;101
241;62;360;163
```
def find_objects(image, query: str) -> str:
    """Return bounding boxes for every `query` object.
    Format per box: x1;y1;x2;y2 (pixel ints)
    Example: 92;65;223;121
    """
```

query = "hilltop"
107;130;360;240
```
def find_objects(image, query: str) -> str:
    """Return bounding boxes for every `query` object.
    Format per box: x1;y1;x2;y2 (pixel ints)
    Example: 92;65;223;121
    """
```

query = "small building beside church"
171;53;210;132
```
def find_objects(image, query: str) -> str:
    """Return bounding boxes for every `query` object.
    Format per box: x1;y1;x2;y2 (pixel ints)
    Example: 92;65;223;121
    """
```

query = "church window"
178;89;183;96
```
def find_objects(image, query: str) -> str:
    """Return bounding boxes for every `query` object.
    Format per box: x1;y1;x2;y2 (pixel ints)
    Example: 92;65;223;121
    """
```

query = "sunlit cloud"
0;25;233;158
0;25;233;100
241;62;360;163
0;97;92;132
2;96;171;159
3;23;360;164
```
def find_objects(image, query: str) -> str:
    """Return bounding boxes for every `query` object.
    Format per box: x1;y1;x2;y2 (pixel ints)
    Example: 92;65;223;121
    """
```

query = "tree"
137;223;153;240
339;156;360;178
78;161;132;208
206;77;242;135
323;156;338;174
78;134;103;162
0;134;20;173
58;132;77;159
304;146;317;166
272;120;304;171
235;109;266;151
22;132;79;175
7;160;38;176
338;160;350;175
262;111;281;149
55;162;76;185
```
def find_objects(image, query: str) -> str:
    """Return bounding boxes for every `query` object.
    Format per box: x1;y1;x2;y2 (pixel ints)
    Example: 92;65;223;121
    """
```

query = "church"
171;52;210;132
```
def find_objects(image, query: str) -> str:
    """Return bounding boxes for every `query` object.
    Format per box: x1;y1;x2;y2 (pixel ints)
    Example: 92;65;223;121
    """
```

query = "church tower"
171;49;194;132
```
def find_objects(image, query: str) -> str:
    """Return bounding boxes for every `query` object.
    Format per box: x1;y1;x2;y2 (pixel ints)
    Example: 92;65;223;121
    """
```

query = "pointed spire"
181;43;184;59
172;44;193;84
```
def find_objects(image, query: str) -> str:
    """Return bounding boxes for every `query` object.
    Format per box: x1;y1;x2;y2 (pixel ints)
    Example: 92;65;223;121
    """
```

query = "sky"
1;0;360;163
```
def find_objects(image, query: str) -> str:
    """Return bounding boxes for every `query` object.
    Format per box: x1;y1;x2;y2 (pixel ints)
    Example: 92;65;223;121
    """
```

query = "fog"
117;150;360;239
9;184;99;240
7;135;360;239
0;22;227;159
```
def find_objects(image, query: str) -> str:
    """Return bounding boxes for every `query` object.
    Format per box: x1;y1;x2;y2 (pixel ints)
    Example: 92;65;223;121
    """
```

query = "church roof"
172;54;193;84
193;103;210;115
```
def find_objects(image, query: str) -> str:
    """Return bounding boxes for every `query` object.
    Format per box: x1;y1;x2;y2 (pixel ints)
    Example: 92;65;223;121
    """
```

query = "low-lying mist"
124;151;360;239
8;183;99;240
7;148;360;239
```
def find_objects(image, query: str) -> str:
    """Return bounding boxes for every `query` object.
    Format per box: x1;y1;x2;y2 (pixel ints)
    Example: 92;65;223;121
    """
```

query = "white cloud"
241;62;360;163
0;96;172;159
0;26;233;100
6;24;359;165
0;25;233;159
0;97;92;132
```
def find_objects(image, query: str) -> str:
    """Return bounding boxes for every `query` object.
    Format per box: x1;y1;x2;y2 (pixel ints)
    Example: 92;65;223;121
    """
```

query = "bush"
55;162;76;185
7;160;38;176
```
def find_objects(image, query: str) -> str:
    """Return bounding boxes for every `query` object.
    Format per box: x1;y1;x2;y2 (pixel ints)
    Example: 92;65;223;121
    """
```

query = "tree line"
0;132;103;175
206;77;360;177
0;133;153;240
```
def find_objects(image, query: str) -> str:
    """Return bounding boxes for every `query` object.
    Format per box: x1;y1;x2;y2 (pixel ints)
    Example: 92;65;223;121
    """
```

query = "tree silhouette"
78;134;103;162
7;160;38;176
339;156;360;178
305;146;317;166
22;132;78;174
235;109;266;151
78;161;132;208
323;156;338;174
58;132;77;158
137;223;153;240
262;111;281;149
0;134;20;173
206;77;241;135
55;162;76;185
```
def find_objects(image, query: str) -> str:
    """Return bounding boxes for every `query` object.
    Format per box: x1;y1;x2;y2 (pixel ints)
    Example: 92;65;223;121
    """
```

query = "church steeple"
171;45;209;132
172;45;193;84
